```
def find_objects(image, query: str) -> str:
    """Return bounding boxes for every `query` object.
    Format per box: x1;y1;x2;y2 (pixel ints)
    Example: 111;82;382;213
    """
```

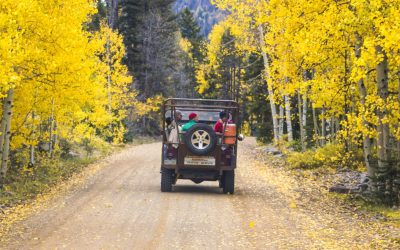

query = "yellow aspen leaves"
211;0;400;143
0;0;133;154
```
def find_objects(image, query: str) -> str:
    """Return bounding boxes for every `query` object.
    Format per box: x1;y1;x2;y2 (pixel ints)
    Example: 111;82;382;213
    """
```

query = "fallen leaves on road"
0;147;135;244
234;138;400;249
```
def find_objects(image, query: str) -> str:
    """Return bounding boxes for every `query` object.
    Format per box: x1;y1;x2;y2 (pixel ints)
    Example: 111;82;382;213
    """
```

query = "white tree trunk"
49;99;55;158
376;46;390;177
302;96;307;128
258;25;279;143
312;104;320;147
0;97;8;161
278;105;284;139
0;89;14;183
321;107;326;146
30;112;35;165
355;34;373;178
284;95;293;142
107;38;112;113
298;92;306;151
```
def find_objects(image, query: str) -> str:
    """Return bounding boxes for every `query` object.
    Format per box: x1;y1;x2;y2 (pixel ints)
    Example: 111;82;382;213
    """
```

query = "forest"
0;0;400;206
202;0;400;204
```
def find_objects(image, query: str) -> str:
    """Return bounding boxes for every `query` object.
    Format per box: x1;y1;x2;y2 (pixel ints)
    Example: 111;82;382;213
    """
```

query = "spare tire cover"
184;123;217;155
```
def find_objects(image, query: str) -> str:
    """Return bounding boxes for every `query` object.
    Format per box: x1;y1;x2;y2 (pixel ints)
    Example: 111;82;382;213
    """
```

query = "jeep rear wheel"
222;170;235;194
161;168;174;192
184;124;217;155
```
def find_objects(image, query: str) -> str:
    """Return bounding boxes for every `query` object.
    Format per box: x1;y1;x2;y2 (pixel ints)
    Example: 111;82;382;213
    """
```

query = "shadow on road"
172;184;223;195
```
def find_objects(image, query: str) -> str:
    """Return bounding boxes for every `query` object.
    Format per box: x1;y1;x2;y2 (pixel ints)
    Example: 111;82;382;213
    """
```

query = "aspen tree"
258;25;279;143
211;1;400;196
0;0;133;183
0;89;14;184
285;95;293;142
278;106;284;139
298;92;306;151
355;33;373;177
376;45;390;178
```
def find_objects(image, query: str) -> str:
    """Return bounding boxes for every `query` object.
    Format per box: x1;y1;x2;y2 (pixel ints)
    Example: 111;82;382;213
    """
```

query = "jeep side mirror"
238;134;244;141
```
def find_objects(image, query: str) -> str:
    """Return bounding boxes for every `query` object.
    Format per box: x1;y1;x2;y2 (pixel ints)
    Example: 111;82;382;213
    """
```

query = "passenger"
168;110;183;149
182;112;198;132
174;110;183;125
165;117;173;139
214;111;229;134
215;111;234;165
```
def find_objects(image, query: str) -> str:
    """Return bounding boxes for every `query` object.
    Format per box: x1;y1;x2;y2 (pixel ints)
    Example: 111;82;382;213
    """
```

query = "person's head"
175;110;183;121
189;112;198;122
219;111;228;122
166;117;172;126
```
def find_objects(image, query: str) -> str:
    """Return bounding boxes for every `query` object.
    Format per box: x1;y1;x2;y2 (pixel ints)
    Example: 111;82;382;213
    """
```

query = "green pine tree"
178;7;204;62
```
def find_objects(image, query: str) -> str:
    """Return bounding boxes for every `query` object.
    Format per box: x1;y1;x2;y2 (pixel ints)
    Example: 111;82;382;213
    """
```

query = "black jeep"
160;98;243;194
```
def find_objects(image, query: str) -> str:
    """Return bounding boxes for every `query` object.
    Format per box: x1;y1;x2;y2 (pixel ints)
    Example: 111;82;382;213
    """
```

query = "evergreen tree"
119;0;180;99
118;0;144;76
176;8;205;98
119;0;186;134
178;8;203;62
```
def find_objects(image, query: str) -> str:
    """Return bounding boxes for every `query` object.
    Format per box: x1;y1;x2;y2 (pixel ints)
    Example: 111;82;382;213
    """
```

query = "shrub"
287;143;363;169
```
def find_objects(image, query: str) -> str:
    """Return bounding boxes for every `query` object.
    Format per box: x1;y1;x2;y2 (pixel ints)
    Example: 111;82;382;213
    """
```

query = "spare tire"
184;123;217;155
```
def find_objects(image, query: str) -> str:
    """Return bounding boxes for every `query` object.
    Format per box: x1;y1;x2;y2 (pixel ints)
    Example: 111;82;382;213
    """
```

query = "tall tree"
178;7;204;62
0;0;132;184
119;0;189;134
120;0;180;99
210;0;400;202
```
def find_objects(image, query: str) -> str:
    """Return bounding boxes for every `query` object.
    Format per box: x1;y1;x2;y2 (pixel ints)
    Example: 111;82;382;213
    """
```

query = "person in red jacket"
215;111;234;165
214;111;229;134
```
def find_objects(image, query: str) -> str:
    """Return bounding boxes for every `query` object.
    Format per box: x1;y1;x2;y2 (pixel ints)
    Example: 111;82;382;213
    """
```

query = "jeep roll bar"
162;98;240;146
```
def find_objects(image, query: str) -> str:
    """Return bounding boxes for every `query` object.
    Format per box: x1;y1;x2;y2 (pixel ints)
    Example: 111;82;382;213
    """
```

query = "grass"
0;157;97;207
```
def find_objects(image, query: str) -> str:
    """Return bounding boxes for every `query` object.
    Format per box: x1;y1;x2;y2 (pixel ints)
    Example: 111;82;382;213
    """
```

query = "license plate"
184;156;216;166
164;159;176;165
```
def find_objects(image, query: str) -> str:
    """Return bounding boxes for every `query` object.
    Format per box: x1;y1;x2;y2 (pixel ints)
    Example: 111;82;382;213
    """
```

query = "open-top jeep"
160;98;243;194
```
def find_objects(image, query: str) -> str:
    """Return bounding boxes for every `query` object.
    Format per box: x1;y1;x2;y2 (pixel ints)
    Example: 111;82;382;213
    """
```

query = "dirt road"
3;138;396;249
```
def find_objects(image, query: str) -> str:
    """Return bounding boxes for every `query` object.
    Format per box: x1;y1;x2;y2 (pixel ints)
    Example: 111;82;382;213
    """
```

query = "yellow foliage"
288;144;362;169
0;0;134;154
211;0;400;150
134;95;163;117
179;37;193;58
241;121;252;137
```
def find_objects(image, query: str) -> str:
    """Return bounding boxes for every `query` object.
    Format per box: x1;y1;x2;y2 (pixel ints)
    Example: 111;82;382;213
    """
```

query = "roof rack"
164;98;239;109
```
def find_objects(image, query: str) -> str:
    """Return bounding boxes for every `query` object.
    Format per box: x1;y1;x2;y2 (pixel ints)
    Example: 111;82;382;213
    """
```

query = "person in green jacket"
182;112;198;132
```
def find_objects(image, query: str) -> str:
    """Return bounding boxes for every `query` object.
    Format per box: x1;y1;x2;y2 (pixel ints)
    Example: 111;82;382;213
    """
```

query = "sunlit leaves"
0;0;133;152
211;0;400;144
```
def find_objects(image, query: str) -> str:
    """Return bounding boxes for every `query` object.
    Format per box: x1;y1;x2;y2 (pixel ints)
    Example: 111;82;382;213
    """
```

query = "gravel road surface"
4;138;394;249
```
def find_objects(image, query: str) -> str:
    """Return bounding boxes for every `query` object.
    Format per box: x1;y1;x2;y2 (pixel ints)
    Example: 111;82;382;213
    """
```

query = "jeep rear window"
165;110;221;123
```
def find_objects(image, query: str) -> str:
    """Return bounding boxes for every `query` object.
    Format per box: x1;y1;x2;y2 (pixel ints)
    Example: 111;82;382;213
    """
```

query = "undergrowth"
287;143;364;170
283;141;400;220
0;157;97;207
